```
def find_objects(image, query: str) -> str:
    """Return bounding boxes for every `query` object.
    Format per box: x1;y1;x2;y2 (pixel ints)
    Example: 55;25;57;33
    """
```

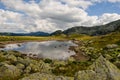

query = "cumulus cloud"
59;0;93;10
0;0;120;33
97;13;120;24
108;0;120;3
90;0;120;3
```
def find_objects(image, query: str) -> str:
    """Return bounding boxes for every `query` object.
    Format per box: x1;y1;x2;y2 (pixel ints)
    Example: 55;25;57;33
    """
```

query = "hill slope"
52;19;120;36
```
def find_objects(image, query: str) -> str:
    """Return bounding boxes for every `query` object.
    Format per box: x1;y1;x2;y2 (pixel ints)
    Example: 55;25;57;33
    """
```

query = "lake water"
2;41;77;60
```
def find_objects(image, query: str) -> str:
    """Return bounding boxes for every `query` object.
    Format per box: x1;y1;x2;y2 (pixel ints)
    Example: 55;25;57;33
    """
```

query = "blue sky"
0;2;5;9
0;0;120;33
87;2;120;16
24;0;41;3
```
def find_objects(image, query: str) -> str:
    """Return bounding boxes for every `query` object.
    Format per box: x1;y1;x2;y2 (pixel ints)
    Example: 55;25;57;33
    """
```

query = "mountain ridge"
0;31;49;36
52;19;120;36
0;19;120;36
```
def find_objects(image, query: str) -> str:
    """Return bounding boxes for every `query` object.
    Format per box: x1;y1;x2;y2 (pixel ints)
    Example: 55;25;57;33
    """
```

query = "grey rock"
5;54;17;61
24;60;51;74
89;56;120;80
75;56;120;80
74;70;97;80
16;63;25;70
19;73;74;80
106;44;118;49
0;63;21;80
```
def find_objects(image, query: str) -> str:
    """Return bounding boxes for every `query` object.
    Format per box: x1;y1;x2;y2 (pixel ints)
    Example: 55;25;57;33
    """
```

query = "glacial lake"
1;41;77;60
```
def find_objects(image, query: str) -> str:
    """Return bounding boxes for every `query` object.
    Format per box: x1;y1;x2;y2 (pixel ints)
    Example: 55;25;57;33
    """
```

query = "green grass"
52;61;92;76
0;36;66;41
65;34;92;40
87;32;120;48
0;35;68;48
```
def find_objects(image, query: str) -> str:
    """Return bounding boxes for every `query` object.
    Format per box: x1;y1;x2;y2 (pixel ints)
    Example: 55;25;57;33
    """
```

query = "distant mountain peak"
0;31;49;36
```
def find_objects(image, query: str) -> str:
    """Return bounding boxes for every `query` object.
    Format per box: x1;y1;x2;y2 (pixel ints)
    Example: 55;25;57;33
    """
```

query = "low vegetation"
0;30;120;80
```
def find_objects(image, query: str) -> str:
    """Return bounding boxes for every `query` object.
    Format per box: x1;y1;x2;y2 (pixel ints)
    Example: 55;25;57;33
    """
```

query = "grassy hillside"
86;32;120;48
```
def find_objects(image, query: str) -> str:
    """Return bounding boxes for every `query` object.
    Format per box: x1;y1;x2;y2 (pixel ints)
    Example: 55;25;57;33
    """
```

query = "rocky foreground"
0;50;120;80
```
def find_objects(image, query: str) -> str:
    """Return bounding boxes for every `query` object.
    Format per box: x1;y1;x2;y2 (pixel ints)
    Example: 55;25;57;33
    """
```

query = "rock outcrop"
0;50;120;80
75;56;120;80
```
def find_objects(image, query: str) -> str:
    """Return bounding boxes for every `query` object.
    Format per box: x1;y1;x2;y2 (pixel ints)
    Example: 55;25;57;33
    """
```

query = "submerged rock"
75;56;120;80
19;73;74;80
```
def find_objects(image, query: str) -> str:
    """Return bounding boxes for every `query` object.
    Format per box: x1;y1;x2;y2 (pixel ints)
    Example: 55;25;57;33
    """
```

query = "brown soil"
70;40;90;61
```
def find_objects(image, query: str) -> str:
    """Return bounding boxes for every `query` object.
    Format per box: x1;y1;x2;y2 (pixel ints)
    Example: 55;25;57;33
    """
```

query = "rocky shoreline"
0;40;120;80
0;50;120;80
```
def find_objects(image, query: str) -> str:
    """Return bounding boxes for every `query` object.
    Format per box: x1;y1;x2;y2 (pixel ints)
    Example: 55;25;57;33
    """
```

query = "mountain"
1;19;120;36
51;19;120;36
25;32;49;36
0;31;49;36
50;30;63;36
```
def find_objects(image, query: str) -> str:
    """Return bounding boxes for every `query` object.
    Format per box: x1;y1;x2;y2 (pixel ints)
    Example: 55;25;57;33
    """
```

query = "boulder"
0;63;21;80
16;63;25;70
74;70;97;80
89;56;120;80
5;54;17;61
75;56;120;80
24;59;51;74
106;44;118;49
19;73;74;80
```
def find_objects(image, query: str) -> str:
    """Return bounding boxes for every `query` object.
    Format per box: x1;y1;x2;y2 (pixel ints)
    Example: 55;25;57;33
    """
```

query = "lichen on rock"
0;62;21;80
19;73;74;80
75;56;120;80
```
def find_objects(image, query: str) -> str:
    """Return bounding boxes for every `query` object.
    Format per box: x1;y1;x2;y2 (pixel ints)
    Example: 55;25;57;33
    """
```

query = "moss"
0;56;6;62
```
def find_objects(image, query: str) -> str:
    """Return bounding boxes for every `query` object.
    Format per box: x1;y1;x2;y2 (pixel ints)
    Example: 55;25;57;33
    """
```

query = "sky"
0;0;120;33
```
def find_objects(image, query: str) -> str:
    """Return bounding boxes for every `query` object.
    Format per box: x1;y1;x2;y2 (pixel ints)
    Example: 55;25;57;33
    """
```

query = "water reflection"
2;41;77;60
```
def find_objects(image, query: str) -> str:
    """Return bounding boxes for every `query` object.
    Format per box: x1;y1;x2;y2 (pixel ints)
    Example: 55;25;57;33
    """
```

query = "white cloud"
59;0;93;10
2;0;41;12
0;0;120;33
90;0;120;3
0;9;25;32
108;0;120;3
97;13;120;24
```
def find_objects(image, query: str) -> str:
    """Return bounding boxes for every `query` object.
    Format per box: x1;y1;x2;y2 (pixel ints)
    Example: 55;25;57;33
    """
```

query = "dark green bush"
44;59;52;63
